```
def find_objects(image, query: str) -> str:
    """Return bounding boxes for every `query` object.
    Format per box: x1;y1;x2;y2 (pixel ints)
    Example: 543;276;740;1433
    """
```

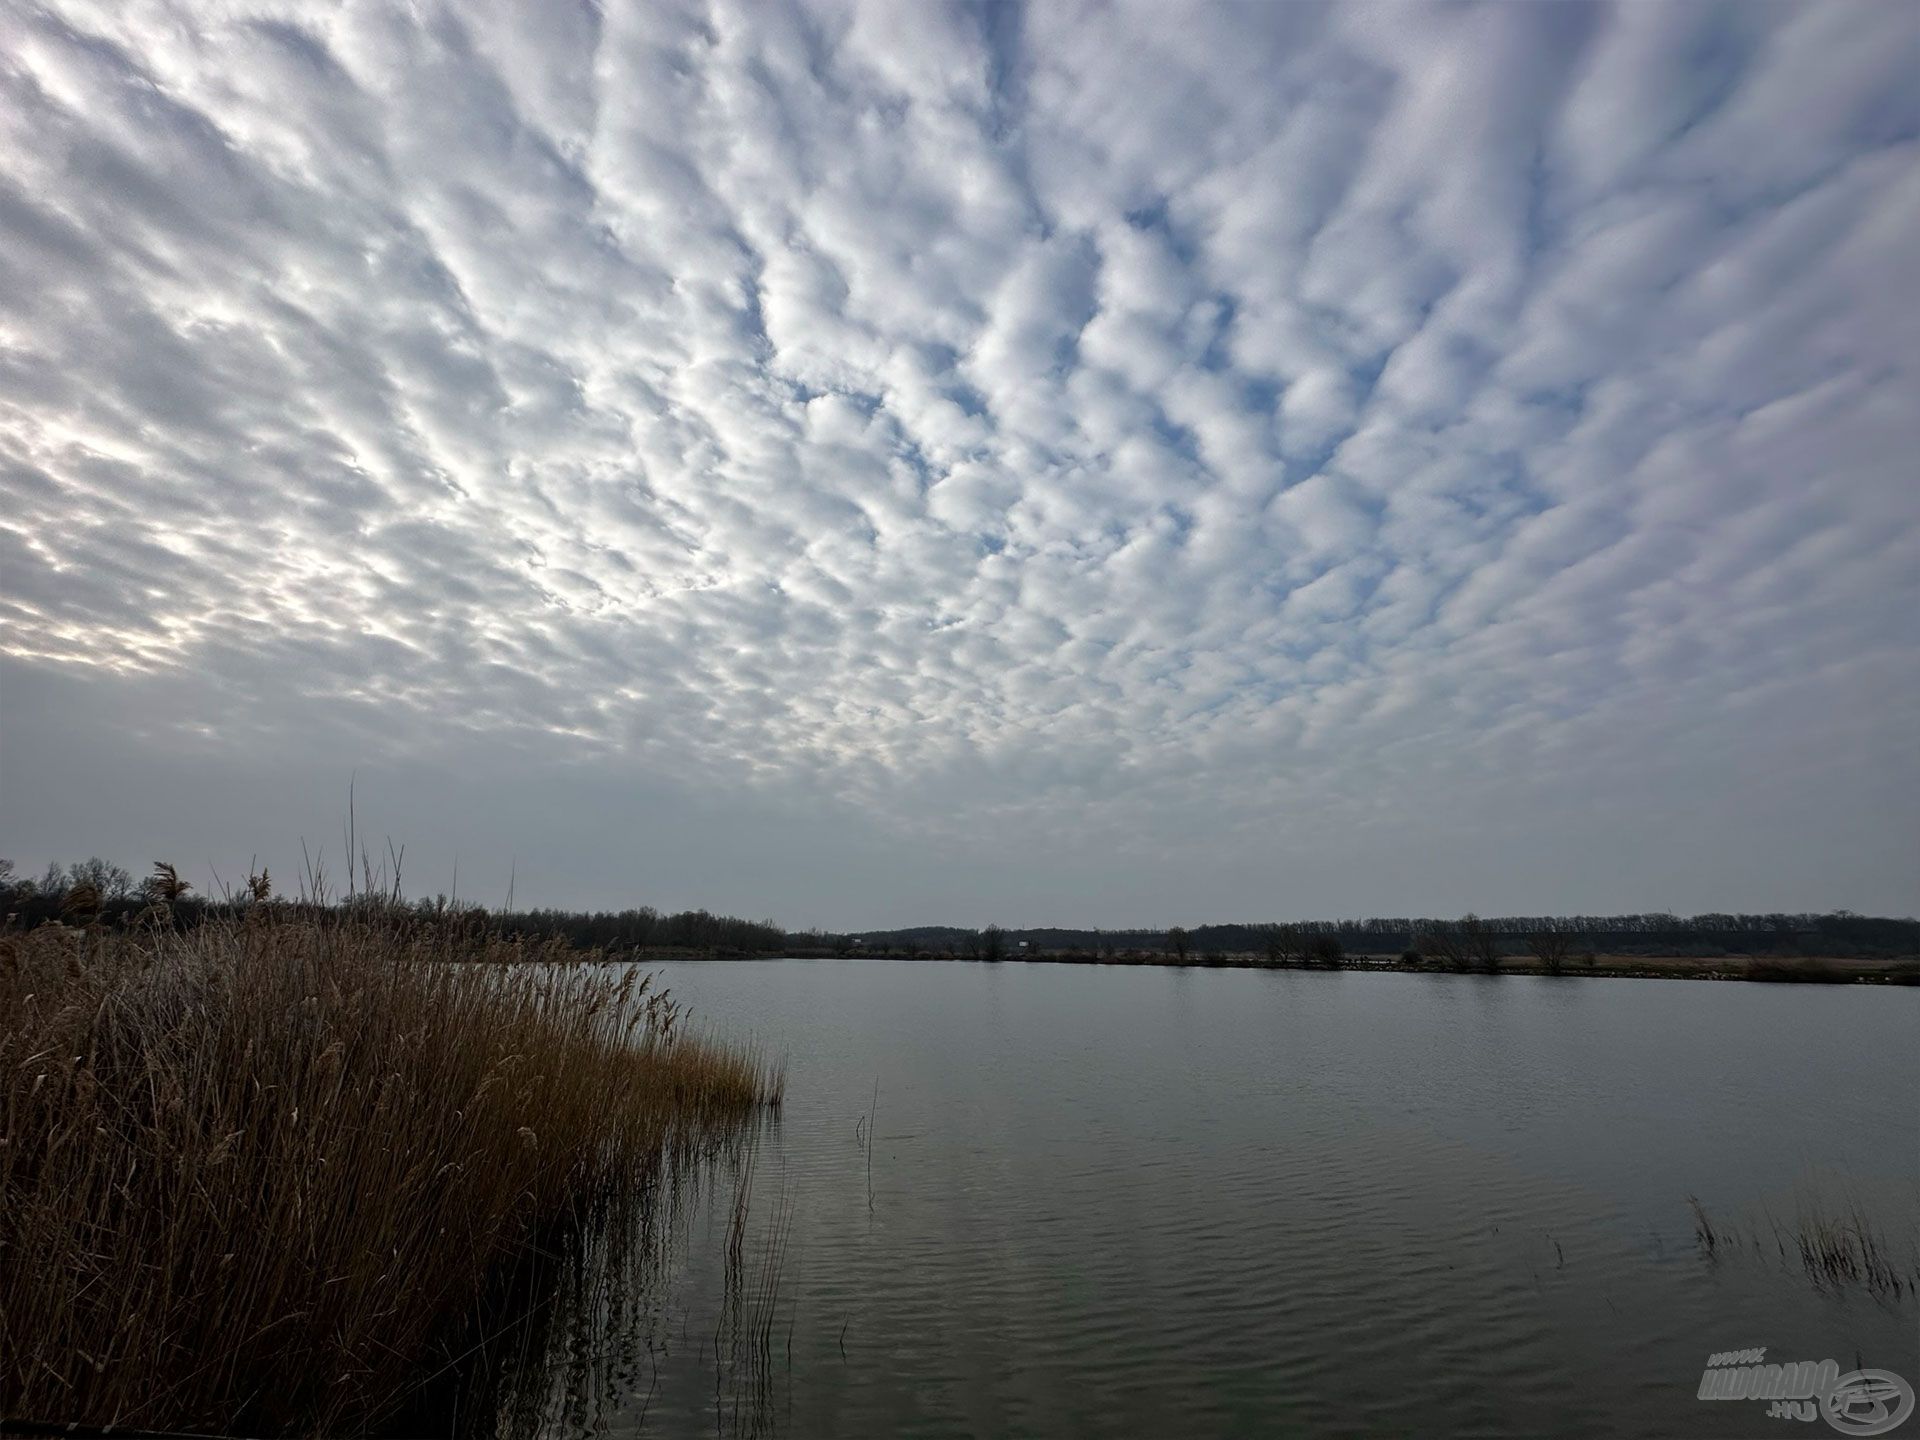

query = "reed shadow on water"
390;1121;790;1440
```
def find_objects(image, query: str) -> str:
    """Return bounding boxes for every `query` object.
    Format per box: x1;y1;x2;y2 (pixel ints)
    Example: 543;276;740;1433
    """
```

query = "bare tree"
1417;923;1471;972
1527;929;1574;975
1167;926;1191;963
980;924;1006;963
1264;924;1302;965
69;857;134;901
1459;913;1502;973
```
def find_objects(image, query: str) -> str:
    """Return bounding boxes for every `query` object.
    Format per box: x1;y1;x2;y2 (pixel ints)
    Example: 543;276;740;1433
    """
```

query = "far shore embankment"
768;948;1920;984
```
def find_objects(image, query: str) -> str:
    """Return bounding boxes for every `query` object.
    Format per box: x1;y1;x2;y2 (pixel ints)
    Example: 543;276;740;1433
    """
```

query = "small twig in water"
866;1078;878;1214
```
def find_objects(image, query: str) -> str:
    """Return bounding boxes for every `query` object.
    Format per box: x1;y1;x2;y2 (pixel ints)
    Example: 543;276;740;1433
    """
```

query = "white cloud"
2;0;1916;921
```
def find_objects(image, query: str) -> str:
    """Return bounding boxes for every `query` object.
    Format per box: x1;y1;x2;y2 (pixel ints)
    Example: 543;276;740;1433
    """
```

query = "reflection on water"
710;1147;798;1439
452;961;1917;1439
384;1126;791;1440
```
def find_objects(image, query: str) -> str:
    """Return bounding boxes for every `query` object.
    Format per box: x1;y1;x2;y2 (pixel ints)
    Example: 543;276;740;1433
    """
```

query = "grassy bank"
0;913;780;1436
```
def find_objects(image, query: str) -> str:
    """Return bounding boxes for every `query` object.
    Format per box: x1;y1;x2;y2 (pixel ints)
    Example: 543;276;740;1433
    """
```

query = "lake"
540;959;1919;1438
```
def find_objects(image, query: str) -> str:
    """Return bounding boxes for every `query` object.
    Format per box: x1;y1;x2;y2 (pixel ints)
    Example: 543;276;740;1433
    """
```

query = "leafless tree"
1417;923;1470;972
68;857;134;901
1527;929;1575;974
1459;913;1502;972
1264;924;1302;964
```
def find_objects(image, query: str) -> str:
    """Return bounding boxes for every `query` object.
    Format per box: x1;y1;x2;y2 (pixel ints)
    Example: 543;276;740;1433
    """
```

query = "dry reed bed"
0;914;781;1435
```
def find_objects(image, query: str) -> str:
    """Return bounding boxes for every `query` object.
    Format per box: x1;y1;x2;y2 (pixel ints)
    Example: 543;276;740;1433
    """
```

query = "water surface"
567;960;1919;1438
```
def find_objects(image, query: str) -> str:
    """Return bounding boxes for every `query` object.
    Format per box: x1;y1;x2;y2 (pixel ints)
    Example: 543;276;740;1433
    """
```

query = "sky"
1;1;1917;929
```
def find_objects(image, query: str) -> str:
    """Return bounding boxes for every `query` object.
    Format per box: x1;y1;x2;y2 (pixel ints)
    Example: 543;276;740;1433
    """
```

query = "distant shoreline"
762;949;1920;984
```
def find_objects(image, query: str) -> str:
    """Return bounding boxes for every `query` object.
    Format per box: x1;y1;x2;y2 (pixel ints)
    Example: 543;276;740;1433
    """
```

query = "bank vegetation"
0;896;779;1435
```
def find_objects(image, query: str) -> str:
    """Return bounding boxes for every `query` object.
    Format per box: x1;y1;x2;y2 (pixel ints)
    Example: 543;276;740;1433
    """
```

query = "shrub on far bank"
1744;956;1849;984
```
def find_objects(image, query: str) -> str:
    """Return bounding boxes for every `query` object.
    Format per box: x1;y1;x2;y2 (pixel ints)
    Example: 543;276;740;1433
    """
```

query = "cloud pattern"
2;1;1917;916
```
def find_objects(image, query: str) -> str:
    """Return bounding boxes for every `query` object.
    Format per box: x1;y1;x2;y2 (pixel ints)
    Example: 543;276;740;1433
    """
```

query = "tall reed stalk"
0;912;780;1435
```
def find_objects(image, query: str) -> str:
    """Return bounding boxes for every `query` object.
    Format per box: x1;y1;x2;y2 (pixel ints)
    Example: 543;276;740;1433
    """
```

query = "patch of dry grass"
0;912;780;1435
1687;1188;1919;1304
1788;1194;1914;1299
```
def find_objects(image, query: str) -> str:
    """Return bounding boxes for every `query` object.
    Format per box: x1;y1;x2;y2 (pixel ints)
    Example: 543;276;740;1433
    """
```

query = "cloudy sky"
1;1;1916;927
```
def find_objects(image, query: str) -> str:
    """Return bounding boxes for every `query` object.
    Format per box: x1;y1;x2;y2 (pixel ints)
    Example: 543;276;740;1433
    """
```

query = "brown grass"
1788;1194;1914;1299
0;913;780;1436
1686;1190;1920;1304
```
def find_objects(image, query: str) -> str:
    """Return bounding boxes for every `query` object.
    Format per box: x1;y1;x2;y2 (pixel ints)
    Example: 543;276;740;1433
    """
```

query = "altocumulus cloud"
1;0;1917;924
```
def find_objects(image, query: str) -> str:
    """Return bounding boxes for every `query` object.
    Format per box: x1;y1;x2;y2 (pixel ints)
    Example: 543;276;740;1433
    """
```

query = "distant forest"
811;912;1920;960
4;858;1915;959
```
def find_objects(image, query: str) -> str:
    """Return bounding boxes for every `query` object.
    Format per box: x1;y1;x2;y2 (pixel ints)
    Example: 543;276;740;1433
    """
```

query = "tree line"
0;857;787;955
7;857;1914;960
824;911;1920;960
